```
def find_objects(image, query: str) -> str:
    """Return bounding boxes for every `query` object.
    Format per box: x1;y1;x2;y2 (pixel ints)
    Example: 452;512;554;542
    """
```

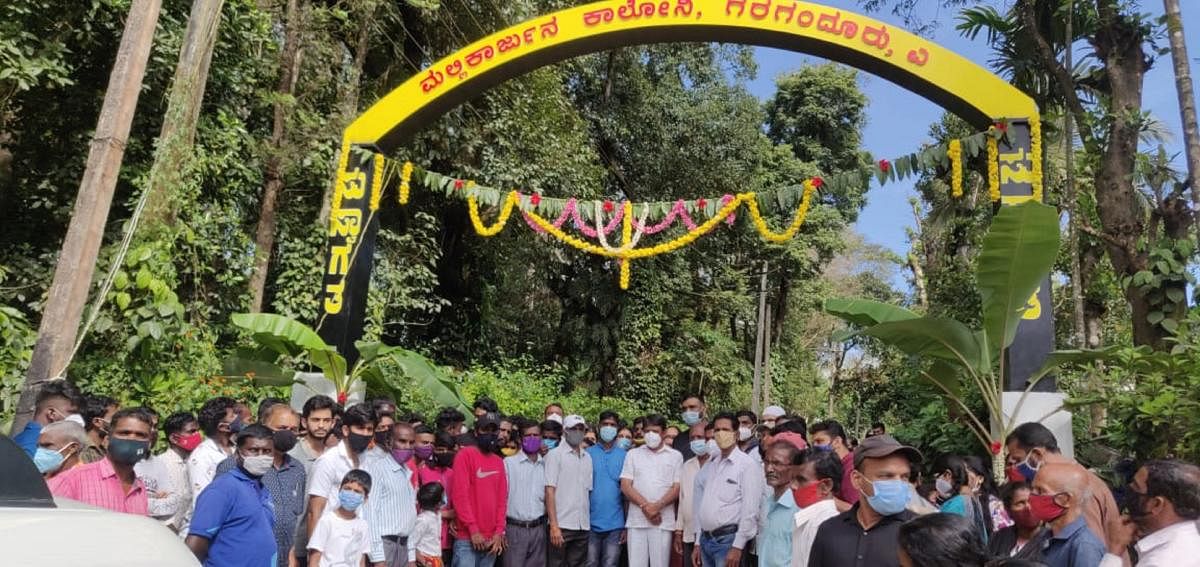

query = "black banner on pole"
317;145;381;368
998;121;1056;392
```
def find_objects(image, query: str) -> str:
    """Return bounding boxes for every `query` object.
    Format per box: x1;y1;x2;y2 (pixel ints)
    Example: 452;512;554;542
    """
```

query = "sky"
743;0;1200;274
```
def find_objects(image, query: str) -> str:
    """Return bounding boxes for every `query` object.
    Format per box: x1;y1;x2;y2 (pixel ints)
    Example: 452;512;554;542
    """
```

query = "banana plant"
824;201;1112;478
222;313;469;412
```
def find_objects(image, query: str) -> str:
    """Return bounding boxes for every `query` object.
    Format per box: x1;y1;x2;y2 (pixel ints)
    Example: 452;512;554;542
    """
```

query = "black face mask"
347;431;373;454
476;433;499;453
374;429;392;449
432;452;455;468
272;429;298;453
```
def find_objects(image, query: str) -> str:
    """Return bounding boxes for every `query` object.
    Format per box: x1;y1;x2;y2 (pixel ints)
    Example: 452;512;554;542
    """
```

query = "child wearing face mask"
309;469;372;567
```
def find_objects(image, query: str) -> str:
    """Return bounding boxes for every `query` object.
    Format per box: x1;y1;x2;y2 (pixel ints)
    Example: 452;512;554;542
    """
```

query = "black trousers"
548;528;589;567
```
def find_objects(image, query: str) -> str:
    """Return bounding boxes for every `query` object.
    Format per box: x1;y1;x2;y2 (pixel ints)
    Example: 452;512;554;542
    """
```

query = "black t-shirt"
807;505;914;567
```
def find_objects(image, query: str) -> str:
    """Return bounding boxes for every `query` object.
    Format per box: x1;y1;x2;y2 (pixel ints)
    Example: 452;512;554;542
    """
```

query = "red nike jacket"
451;445;508;539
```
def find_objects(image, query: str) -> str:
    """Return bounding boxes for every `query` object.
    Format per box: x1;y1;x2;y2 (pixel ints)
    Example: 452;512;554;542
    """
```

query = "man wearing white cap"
545;414;593;567
760;407;786;431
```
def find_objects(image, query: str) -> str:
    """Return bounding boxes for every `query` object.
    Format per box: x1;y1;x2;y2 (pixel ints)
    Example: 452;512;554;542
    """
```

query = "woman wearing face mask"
933;455;990;546
34;420;88;479
988;481;1048;561
417;429;459;564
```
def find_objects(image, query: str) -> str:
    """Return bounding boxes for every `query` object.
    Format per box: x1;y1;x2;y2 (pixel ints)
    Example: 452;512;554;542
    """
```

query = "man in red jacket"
452;412;509;567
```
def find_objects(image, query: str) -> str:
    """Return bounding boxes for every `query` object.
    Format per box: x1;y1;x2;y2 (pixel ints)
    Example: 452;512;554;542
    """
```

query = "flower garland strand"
620;200;633;290
947;139;964;198
987;132;1000;202
1029;114;1044;202
369;154;385;212
398;161;414;205
468;191;520;236
746;180;817;243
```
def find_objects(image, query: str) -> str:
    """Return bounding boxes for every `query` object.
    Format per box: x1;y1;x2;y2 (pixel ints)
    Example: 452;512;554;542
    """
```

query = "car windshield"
0;434;56;508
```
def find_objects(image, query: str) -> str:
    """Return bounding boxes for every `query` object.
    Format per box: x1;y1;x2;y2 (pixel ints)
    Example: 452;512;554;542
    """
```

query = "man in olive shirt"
807;435;922;567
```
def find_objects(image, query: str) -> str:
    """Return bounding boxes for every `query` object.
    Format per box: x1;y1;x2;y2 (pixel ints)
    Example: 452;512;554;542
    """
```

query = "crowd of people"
10;379;1200;567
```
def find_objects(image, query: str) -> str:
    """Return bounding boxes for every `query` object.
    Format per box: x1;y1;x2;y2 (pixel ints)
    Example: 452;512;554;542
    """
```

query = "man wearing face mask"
693;412;765;567
1006;422;1123;555
589;410;629;567
452;412;509;567
50;407;154;514
545;414;594;567
186;424;278;567
213;402;305;566
35;420;88;482
1098;459;1200;566
80;394;119;464
1029;462;1106;567
808;420;857;506
364;421;419;567
188;396;239;506
621;414;683;567
735;411;761;464
503;419;548;567
674;395;708;460
806;434;922;567
308;402;378;547
759;407;785;433
674;422;714;565
146;411;199;534
790;448;845;567
13;379;84;458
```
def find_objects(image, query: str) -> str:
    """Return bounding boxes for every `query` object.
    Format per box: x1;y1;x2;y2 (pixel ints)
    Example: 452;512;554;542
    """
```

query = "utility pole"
12;0;163;435
751;261;768;415
1163;0;1200;225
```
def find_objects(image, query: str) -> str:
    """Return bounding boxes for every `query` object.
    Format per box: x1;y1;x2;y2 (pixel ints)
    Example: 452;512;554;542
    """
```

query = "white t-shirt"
408;510;444;562
620;445;683;530
308;509;370;567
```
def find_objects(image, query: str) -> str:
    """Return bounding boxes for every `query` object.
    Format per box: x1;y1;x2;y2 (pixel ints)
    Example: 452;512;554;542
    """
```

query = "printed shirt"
504;451;546;522
417;463;455;548
49;457;148;515
136;454;188;524
189;466;277;567
620;444;682;530
216;454;307;565
1040;516;1106;567
757;488;799;567
1099;520;1200;567
587;443;628;532
188;437;232;506
694;447;765;549
544;443;593;531
362;450;418;562
675;456;705;543
805;504;914;567
451;445;508;539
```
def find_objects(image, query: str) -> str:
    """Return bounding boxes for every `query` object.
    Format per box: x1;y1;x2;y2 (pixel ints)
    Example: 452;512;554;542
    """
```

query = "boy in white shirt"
309;469;372;567
409;482;446;567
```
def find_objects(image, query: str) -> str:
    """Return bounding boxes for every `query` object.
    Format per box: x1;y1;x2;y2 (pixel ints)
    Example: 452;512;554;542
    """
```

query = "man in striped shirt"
503;418;548;567
50;407;153;515
364;421;419;567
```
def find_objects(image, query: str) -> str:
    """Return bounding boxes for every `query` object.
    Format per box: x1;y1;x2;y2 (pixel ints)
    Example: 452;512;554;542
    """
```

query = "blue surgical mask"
813;443;833;452
599;426;618;443
542;439;558;450
864;479;910;516
681;411;701;426
33;445;72;474
1016;453;1040;482
339;489;365;512
689;439;709;456
616;438;633;450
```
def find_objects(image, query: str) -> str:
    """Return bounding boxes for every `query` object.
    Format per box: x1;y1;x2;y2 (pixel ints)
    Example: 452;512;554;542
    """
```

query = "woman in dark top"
989;481;1049;560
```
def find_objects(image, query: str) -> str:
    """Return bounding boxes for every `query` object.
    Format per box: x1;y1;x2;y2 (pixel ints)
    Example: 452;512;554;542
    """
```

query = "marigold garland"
987;132;1000;202
369;154;385;212
948;139;964;198
1029;115;1044;202
398;161;414;205
468;190;520;237
745;180;817;243
620;200;633;289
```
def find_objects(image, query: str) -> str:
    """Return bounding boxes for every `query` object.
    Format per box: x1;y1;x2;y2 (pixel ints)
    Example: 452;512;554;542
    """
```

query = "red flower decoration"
812;177;824;188
697;198;708;209
454;179;464;190
994;121;1008;133
879;159;891;172
603;200;615;213
337;391;348;405
531;193;542;206
990;441;1002;455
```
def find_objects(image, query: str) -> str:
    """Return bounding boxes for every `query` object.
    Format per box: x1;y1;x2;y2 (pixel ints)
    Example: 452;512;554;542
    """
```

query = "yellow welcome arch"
320;0;1049;391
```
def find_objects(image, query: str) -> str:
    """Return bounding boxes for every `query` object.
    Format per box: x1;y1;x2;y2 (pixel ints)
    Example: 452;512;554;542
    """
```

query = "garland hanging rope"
374;124;1028;289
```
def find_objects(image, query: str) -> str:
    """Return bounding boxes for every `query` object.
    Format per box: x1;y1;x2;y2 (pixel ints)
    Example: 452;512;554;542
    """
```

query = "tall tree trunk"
13;0;163;435
248;0;305;313
1163;0;1200;227
318;3;374;227
141;0;224;226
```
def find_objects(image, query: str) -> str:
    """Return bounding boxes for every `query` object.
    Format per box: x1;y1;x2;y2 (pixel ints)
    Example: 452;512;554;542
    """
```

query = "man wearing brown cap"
807;434;922;567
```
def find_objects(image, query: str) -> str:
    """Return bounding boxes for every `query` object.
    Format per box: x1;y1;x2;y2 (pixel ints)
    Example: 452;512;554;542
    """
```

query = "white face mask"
738;427;753;442
241;454;274;477
643;431;662;449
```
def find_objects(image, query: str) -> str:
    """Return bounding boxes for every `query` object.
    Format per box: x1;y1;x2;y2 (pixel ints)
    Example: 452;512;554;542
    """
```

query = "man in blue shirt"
187;424;278;567
758;441;801;567
1032;462;1106;567
588;410;628;567
12;380;83;457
